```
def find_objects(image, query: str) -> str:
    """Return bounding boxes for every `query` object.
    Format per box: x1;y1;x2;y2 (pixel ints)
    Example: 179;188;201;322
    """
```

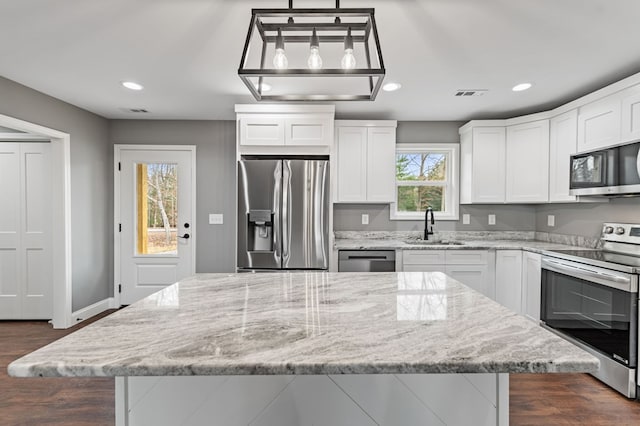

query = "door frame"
114;144;197;306
0;113;72;328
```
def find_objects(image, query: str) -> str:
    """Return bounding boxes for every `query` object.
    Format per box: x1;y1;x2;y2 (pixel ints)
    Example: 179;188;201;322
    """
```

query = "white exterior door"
0;142;52;319
117;146;195;305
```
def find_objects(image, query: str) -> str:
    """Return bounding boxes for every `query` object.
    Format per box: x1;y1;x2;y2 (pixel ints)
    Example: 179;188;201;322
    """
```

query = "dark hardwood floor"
2;311;640;425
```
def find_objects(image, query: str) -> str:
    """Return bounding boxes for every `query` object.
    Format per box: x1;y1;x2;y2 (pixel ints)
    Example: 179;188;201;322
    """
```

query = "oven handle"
542;258;638;293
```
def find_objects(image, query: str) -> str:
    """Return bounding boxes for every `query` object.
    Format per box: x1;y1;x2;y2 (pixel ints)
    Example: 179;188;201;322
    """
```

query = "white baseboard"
71;297;117;325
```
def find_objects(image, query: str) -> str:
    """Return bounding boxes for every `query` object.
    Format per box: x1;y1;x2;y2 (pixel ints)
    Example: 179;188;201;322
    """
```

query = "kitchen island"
9;272;598;425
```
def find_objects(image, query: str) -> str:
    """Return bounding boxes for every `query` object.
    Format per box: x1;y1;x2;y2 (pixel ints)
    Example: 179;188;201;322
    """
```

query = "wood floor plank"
2;310;640;425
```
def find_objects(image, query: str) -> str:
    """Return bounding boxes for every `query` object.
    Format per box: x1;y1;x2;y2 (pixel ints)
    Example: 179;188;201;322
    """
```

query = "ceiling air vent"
129;108;149;113
455;90;487;97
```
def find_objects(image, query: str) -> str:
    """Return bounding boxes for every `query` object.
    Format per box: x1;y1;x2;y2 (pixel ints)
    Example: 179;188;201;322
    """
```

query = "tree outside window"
396;152;447;212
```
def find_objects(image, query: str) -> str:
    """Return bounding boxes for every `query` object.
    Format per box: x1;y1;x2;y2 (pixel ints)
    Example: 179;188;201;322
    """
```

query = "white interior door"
0;142;52;319
117;146;195;305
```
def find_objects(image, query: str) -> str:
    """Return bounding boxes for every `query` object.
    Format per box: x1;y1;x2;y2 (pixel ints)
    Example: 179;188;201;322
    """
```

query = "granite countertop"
334;231;599;253
9;272;598;378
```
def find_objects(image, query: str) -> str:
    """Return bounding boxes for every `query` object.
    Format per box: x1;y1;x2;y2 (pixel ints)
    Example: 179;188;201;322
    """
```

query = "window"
390;144;459;221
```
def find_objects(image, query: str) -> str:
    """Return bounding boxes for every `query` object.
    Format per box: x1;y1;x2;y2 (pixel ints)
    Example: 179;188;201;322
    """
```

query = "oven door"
541;257;638;368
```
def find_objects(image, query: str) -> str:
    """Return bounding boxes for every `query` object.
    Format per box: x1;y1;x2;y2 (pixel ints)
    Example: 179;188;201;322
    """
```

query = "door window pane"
136;163;178;255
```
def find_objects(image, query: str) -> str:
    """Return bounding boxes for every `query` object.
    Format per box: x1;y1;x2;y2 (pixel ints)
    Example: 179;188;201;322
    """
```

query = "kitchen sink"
403;240;465;246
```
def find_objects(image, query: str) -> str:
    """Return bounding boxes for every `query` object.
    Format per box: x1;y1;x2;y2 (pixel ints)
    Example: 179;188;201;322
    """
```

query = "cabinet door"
366;127;396;202
471;127;506;203
506;120;550;203
522;251;542;323
402;250;446;265
621;85;640;143
284;116;332;146
336;127;368;202
403;264;446;273
495;250;523;314
445;250;488;265
239;116;285;146
549;110;578;202
445;265;491;298
577;96;621;152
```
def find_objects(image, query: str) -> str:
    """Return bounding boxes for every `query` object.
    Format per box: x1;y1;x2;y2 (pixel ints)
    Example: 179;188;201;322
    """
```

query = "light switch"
209;214;223;225
488;214;496;225
462;214;470;225
547;215;555;227
361;214;369;225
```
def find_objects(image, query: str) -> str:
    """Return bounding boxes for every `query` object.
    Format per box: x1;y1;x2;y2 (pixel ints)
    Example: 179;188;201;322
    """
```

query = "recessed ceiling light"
512;83;532;92
254;82;272;92
382;82;402;92
121;81;144;91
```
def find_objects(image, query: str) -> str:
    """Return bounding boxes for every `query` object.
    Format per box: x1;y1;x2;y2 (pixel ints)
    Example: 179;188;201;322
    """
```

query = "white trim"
390;143;460;221
70;297;116;326
335;119;397;128
0;132;49;141
0;113;72;329
235;104;335;114
114;144;197;306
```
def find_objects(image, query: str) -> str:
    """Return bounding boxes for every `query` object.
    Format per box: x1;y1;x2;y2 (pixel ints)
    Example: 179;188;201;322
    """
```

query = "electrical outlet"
462;214;470;225
488;214;496;225
361;214;369;225
547;215;555;227
209;214;223;225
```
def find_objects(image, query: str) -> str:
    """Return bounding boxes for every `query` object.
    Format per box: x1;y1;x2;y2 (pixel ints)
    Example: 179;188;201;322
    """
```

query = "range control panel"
602;223;640;244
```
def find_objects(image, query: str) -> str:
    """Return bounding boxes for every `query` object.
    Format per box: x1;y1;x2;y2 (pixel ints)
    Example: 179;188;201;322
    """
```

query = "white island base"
116;373;509;426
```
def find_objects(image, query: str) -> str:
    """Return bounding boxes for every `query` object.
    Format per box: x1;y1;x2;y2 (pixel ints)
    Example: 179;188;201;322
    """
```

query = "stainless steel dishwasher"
338;250;396;272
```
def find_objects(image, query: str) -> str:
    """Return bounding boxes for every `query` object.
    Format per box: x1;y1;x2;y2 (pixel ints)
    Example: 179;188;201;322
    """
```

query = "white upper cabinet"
549;110;578;202
577;95;621;152
460;127;506;203
335;121;396;203
621;84;640;143
365;127;396;202
506;120;550;203
336;127;368;202
235;105;335;152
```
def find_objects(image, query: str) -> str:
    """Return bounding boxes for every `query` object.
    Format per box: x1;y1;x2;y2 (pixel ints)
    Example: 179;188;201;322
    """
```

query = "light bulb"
307;28;323;70
273;48;288;69
272;28;288;70
341;48;356;69
341;27;356;70
307;47;323;69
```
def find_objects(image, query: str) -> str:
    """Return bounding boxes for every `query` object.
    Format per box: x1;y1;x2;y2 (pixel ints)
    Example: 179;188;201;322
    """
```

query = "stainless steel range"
542;223;640;398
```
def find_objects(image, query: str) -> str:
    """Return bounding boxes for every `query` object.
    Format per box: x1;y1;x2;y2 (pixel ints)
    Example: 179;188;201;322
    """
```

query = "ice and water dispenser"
247;209;274;252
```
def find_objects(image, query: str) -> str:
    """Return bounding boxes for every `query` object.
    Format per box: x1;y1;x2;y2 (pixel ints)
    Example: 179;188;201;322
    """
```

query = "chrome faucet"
424;206;435;240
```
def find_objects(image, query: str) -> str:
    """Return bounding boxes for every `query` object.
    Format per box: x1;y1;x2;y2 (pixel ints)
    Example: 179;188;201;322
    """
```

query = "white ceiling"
2;0;640;121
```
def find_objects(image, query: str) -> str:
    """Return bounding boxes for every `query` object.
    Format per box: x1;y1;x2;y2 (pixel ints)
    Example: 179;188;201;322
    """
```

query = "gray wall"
536;198;640;238
109;120;236;273
0;76;111;311
333;204;537;232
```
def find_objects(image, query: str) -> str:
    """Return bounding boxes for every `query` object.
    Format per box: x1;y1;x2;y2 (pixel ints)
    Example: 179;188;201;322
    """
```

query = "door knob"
178;233;190;239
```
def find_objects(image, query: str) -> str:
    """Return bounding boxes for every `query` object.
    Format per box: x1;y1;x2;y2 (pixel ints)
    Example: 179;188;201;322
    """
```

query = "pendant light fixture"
238;0;386;101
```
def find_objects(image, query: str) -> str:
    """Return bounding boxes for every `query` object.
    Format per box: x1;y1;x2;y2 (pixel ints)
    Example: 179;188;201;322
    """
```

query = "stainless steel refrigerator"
237;158;329;271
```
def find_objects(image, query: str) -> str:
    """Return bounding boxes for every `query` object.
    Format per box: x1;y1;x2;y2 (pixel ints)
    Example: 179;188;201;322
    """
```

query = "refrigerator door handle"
273;161;282;264
282;160;291;263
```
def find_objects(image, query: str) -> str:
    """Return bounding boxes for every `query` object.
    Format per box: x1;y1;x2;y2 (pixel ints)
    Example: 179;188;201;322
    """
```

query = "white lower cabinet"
522;252;542;323
402;250;494;299
495;250;523;314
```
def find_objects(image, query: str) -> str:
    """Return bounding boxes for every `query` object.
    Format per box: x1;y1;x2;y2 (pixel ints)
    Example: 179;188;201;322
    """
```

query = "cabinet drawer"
445;250;488;265
403;264;446;273
402;250;446;265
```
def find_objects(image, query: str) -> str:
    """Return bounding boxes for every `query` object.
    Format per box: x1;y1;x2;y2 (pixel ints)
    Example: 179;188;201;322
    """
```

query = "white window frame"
390;143;460;221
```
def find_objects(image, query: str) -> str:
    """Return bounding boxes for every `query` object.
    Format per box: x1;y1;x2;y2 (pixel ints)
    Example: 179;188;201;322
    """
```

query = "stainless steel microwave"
570;141;640;196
